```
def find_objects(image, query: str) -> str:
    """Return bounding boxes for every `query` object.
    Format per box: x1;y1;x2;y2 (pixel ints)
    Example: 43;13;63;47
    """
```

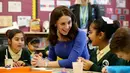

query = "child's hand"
102;66;108;73
78;57;93;70
13;61;25;67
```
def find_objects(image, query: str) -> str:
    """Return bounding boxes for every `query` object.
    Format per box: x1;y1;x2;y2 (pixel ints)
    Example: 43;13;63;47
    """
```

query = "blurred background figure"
26;37;48;58
26;38;41;55
70;0;101;29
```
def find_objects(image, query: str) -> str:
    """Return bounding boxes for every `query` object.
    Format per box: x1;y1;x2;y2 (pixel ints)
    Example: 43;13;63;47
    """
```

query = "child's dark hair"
5;29;24;40
26;37;40;45
92;18;120;40
110;28;130;53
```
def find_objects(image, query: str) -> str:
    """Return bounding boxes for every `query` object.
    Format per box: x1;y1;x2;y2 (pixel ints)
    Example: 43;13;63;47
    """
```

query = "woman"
0;29;30;67
31;6;90;68
70;0;101;29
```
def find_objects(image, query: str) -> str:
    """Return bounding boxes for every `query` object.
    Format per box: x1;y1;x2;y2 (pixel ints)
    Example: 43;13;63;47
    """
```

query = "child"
78;17;125;72
110;27;130;61
102;27;130;73
0;29;30;67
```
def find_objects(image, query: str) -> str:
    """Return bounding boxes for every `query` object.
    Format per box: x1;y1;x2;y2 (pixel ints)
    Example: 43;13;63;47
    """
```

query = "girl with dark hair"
31;6;90;68
0;29;30;67
78;17;125;72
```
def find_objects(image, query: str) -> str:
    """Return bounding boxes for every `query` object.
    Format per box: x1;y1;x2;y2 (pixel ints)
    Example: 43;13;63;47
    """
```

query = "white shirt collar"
8;46;22;61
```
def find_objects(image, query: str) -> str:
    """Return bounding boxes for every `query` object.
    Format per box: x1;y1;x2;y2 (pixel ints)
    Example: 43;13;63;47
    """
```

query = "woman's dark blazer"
70;3;101;29
0;46;30;66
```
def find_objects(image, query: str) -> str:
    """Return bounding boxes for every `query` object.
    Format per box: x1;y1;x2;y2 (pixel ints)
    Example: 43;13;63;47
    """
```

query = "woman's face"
88;24;101;46
56;15;72;36
116;51;130;61
9;33;24;52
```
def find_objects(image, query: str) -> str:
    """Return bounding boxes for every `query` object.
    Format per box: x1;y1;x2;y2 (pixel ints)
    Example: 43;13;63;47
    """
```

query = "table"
32;68;101;73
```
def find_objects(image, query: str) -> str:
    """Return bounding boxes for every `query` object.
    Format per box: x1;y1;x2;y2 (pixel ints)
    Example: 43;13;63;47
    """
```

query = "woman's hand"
78;57;93;70
13;61;25;67
31;54;45;67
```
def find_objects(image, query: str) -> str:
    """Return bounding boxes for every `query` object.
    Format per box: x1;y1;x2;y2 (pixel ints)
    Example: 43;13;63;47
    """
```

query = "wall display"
119;15;125;20
111;15;118;20
99;5;105;16
116;0;126;8
115;8;121;14
123;9;129;15
0;2;2;12
91;0;111;5
40;0;55;11
123;21;129;27
8;1;21;12
17;16;31;27
106;8;113;14
0;16;12;27
57;0;71;7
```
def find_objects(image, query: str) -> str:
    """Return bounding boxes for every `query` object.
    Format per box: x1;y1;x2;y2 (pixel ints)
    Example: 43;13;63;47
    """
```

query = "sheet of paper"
40;0;54;11
0;16;12;27
0;2;2;12
123;21;129;28
116;0;126;8
91;0;111;5
17;16;31;27
8;1;21;12
57;0;70;7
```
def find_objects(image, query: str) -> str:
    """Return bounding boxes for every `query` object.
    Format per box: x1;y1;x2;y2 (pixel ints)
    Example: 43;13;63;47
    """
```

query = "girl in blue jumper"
31;6;90;68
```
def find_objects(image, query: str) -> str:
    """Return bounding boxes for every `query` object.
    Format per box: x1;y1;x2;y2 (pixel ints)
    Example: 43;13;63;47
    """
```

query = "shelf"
0;32;48;35
24;32;48;35
0;32;49;37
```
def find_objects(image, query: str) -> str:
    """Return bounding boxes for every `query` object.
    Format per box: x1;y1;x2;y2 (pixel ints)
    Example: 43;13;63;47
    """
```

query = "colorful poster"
116;0;126;8
40;0;55;11
0;16;12;27
123;9;129;15
8;1;21;12
57;0;70;7
106;8;113;14
115;8;121;14
0;2;2;12
111;15;118;20
119;15;125;20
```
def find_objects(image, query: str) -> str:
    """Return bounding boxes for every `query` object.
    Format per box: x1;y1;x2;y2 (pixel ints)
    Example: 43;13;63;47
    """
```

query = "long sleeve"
58;30;90;68
89;51;127;72
48;46;57;61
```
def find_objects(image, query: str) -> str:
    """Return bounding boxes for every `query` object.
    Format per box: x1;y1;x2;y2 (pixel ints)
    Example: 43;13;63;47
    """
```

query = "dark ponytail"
92;18;120;40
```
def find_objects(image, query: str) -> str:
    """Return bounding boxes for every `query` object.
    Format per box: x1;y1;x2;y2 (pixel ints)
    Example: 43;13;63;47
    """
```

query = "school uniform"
0;46;30;66
89;45;126;72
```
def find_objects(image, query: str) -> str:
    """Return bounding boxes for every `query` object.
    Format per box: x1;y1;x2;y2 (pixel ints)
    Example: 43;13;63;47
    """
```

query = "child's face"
9;33;24;52
88;24;101;46
28;43;40;51
116;51;130;61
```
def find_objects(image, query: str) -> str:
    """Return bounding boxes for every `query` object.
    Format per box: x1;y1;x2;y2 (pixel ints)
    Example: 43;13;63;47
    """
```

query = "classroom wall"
104;0;130;27
0;0;130;32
